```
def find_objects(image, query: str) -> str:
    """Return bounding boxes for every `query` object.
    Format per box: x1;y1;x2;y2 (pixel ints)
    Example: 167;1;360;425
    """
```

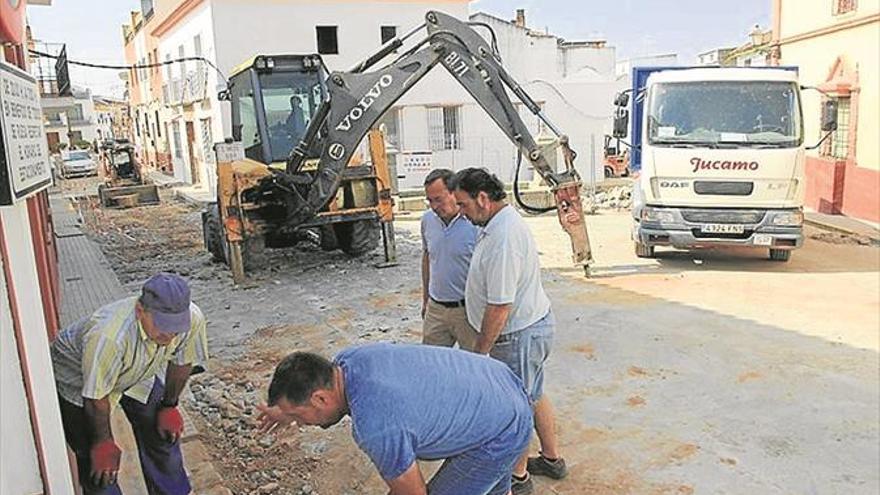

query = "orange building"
772;0;880;222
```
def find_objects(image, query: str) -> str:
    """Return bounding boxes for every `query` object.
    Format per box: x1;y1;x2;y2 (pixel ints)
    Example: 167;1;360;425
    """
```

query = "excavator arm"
273;10;593;271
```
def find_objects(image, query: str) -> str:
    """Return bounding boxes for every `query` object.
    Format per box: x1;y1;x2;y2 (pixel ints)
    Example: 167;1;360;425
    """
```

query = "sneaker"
511;473;534;495
527;454;568;480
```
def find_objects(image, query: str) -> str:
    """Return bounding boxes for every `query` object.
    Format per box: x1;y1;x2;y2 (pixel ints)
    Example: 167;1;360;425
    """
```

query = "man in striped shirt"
51;272;208;494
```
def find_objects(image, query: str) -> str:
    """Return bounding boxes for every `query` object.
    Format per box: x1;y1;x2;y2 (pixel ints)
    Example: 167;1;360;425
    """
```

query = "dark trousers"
57;380;191;495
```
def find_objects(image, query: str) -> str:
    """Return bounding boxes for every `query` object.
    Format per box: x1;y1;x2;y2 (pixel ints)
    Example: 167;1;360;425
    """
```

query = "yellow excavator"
202;11;593;283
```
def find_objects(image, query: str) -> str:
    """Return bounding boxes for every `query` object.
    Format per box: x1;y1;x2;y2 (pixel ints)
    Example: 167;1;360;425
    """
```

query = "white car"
60;150;98;179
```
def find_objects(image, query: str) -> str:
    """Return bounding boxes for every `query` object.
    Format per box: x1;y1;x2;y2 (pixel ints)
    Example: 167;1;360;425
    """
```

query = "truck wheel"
334;219;380;256
604;166;614;178
202;205;228;263
769;248;791;262
634;241;655;258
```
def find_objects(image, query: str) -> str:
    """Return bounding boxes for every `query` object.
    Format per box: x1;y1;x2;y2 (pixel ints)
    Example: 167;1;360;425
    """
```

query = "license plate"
752;234;773;246
701;224;745;234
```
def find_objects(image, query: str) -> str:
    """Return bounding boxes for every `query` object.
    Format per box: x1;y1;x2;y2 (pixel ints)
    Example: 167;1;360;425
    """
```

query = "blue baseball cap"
140;273;191;334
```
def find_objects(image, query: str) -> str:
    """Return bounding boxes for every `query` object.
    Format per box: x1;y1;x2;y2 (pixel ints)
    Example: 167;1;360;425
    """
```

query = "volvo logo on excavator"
334;74;394;132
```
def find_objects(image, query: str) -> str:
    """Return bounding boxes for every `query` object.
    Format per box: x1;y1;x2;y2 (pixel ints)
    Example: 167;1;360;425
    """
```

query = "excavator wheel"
203;204;228;263
320;225;339;251
334;219;380;256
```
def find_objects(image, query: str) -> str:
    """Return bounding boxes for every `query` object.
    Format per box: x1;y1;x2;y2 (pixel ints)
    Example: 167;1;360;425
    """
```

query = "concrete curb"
174;189;213;208
805;216;880;241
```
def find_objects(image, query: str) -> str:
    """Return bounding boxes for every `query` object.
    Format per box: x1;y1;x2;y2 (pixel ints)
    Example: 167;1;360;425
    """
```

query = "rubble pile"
590;186;633;210
76;192;424;493
75;193;222;286
184;373;325;494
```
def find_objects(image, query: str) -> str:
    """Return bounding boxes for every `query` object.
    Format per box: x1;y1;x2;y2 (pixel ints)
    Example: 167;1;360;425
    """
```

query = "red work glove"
89;439;122;488
156;406;184;443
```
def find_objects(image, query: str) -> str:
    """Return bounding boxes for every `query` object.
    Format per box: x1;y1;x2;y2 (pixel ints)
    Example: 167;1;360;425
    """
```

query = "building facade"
94;95;131;142
1;0;76;493
122;1;618;194
30;42;102;152
460;10;617;188
696;25;772;67
123;0;473;192
772;0;879;221
724;25;773;66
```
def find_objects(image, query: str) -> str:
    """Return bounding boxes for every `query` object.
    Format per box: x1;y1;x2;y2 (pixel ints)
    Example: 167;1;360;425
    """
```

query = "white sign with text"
0;61;51;204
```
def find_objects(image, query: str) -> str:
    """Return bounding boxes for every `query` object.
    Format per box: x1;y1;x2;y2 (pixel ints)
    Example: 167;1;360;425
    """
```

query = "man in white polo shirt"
450;167;567;495
420;168;480;351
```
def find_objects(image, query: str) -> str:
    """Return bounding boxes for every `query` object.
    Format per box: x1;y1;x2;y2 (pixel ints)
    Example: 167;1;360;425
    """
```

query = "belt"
495;329;521;344
430;297;466;308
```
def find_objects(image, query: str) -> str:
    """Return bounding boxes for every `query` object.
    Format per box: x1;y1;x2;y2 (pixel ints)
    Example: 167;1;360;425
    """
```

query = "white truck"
614;66;837;262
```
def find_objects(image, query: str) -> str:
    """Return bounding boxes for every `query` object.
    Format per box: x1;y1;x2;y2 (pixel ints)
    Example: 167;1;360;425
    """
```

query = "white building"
40;86;101;151
458;10;618;187
124;1;618;194
30;42;102;151
615;53;679;79
125;0;473;191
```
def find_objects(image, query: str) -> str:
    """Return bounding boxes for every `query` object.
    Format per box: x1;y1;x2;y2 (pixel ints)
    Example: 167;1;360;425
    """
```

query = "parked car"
60;149;98;179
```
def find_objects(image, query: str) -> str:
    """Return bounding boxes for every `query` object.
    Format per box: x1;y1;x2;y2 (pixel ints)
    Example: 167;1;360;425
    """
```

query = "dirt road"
74;190;879;494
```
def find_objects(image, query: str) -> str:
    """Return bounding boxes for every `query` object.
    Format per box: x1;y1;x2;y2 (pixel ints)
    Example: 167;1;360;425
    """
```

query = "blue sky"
27;0;770;97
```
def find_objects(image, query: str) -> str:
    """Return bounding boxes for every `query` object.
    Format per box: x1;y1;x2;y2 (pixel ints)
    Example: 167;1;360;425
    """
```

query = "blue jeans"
490;311;555;401
426;413;532;495
57;380;191;495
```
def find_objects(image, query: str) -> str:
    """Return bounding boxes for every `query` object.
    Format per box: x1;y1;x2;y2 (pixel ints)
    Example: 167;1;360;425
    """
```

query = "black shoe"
511;473;534;495
527;454;568;480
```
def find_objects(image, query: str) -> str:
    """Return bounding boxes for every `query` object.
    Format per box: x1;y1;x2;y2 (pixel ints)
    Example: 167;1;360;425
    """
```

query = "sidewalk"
147;170;214;206
51;195;229;495
805;210;880;241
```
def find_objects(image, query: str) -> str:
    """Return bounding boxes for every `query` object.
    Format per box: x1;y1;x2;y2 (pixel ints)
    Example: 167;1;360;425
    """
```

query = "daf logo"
328;143;346;160
659;181;689;188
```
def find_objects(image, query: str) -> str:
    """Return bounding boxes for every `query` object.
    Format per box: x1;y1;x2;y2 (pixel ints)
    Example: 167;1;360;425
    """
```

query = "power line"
525;78;611;120
28;49;228;83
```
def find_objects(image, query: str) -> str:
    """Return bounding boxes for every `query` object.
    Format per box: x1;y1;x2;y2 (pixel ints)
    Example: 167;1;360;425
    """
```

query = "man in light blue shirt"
420;168;479;350
259;343;533;495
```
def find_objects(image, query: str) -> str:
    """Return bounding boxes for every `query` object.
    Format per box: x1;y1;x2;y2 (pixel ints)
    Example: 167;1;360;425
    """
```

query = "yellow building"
772;0;879;221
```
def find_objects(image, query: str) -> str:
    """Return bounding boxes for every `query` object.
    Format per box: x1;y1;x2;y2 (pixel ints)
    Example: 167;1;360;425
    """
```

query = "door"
46;132;59;153
185;121;199;184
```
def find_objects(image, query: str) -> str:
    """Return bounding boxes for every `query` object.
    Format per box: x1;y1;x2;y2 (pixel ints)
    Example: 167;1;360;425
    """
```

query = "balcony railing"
165;69;208;106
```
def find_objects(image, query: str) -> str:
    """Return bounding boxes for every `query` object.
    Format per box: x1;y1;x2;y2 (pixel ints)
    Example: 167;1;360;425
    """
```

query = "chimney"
515;9;526;28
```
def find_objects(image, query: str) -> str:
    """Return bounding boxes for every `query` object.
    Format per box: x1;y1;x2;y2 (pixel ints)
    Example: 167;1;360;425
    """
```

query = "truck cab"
616;67;808;261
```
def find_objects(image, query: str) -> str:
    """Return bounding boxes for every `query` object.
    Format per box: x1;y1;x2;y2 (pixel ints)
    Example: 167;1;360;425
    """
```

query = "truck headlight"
641;207;676;223
771;210;804;226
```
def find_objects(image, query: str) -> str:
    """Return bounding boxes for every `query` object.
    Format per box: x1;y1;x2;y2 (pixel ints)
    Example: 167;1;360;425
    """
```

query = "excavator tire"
320;225;339;251
334;219;380;256
203;204;227;263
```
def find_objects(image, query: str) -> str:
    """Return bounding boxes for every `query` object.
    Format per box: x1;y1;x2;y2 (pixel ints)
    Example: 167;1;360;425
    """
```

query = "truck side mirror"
614;92;630;107
613;109;629;138
821;99;838;132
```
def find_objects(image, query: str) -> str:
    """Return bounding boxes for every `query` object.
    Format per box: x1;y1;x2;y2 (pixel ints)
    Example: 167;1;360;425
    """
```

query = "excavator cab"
225;54;326;166
206;54;396;283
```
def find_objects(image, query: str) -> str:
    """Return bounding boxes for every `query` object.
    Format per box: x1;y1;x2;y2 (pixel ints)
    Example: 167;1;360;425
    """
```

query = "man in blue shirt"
258;343;533;495
420;168;479;351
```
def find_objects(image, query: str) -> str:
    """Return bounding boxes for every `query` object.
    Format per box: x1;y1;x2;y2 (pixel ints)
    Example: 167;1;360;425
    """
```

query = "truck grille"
692;229;754;240
681;209;765;224
694;181;754;195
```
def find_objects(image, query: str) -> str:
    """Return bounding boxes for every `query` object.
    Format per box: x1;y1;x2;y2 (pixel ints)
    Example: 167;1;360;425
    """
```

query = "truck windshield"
259;71;325;163
647;81;801;147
